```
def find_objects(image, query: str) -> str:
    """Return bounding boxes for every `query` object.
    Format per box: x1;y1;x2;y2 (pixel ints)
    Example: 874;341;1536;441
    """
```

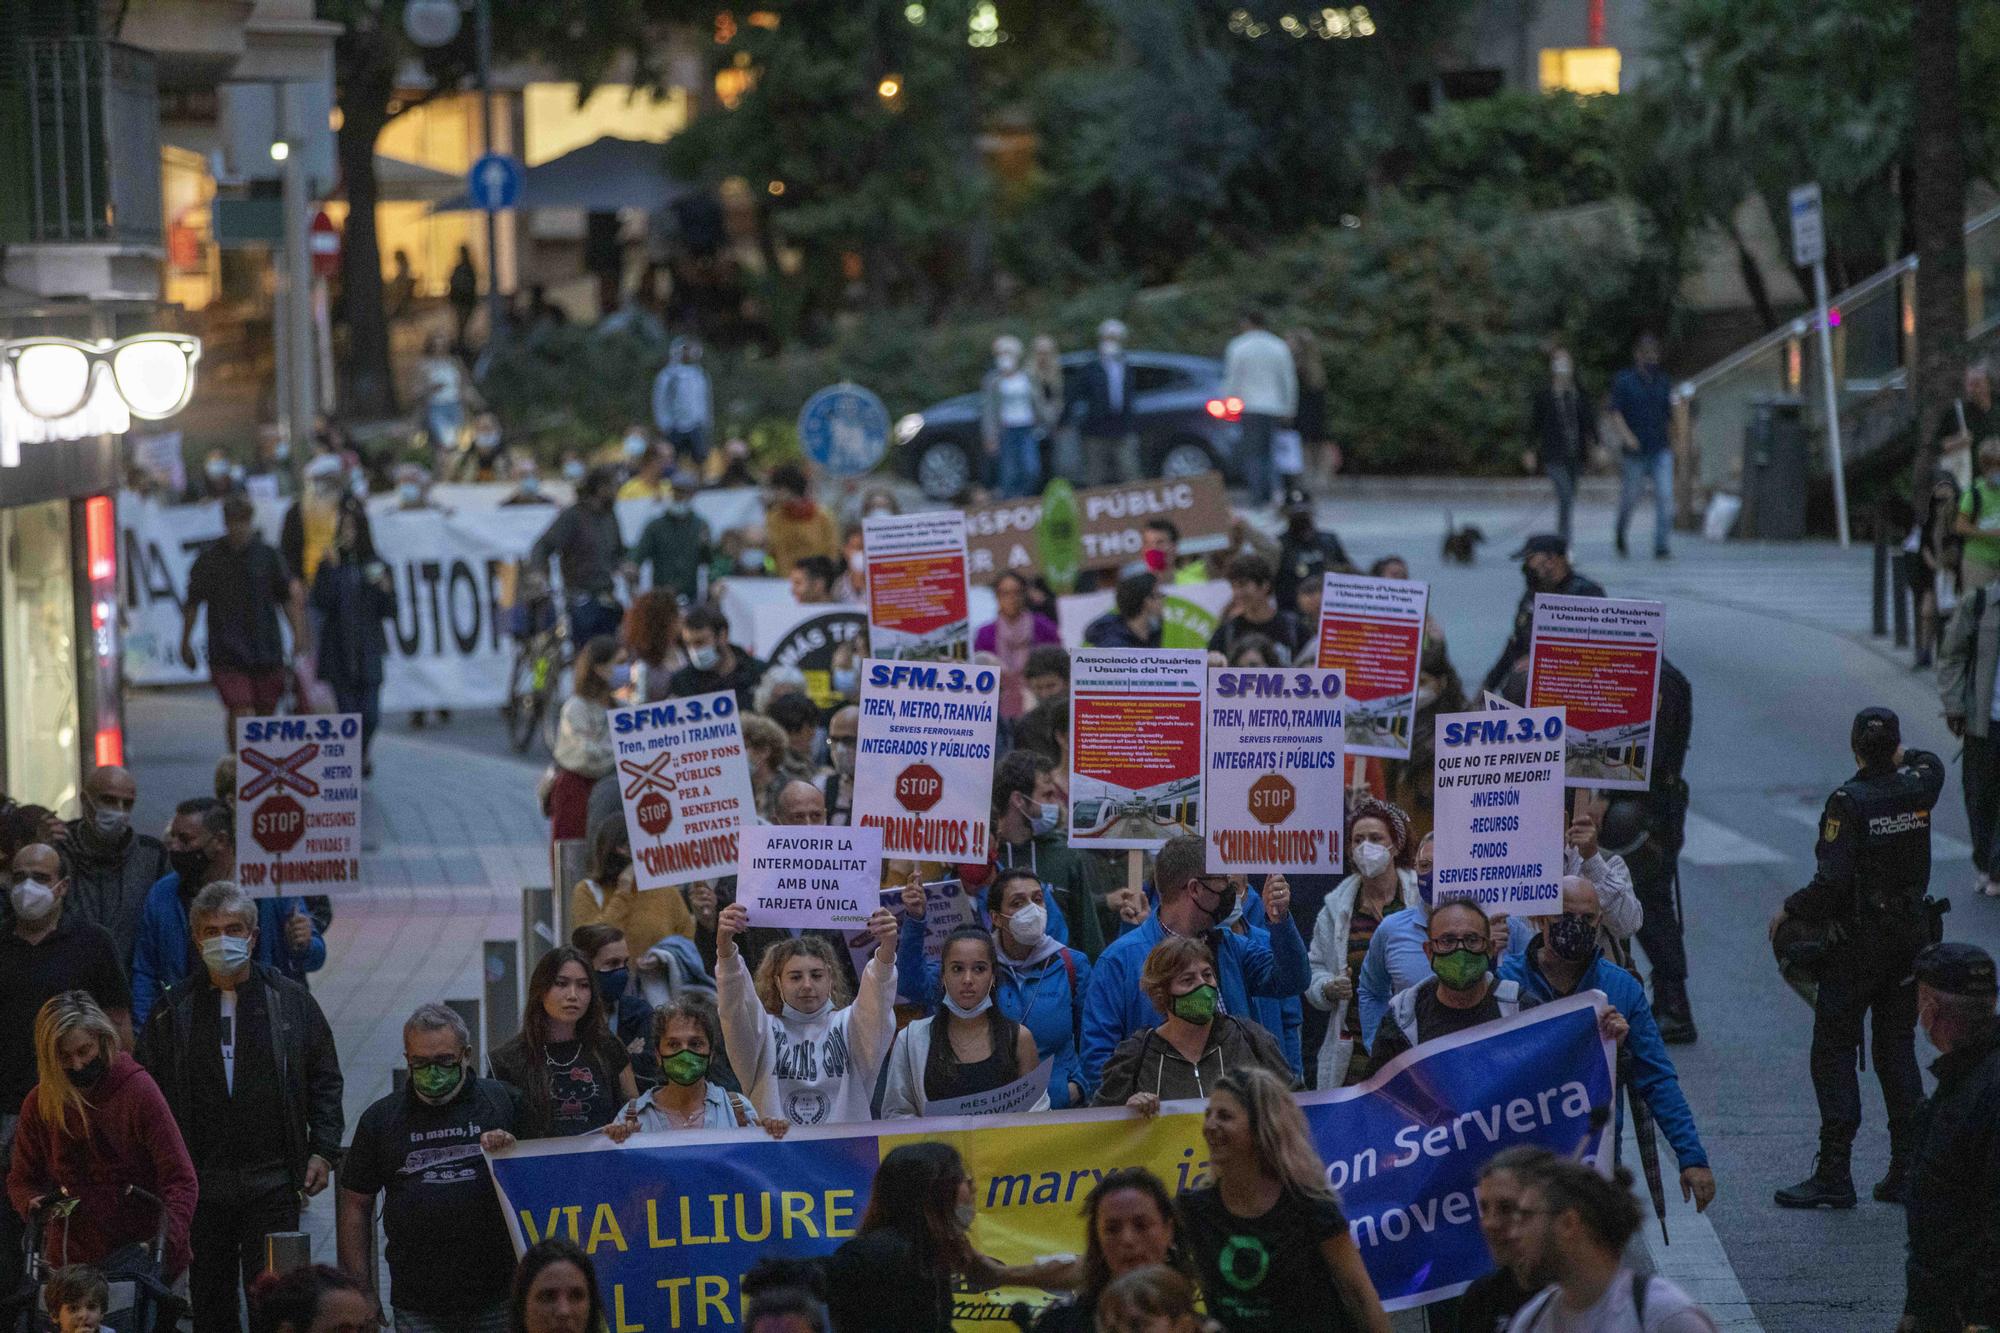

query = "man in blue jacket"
1078;834;1307;1094
132;796;325;1028
1499;875;1717;1212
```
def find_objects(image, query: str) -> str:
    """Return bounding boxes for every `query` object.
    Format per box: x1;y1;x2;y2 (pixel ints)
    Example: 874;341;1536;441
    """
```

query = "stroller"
7;1187;184;1333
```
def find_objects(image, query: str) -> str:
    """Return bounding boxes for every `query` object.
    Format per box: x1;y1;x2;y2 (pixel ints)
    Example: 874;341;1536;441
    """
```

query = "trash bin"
1741;395;1808;540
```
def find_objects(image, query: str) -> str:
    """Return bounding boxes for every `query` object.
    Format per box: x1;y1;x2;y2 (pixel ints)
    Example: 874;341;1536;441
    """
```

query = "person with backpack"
604;999;788;1138
880;927;1041;1118
1504;1158;1719;1332
897;869;1094;1106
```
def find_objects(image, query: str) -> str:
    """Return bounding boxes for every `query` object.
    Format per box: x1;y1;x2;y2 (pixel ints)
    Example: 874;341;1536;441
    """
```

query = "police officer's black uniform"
1774;707;1944;1209
1901;942;2000;1333
1481;534;1606;694
1621;658;1696;1042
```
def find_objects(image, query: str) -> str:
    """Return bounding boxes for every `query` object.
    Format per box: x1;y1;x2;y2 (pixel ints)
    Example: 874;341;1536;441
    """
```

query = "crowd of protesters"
16;405;2000;1333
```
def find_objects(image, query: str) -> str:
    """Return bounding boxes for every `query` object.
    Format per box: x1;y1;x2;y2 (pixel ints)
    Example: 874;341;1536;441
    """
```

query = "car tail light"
1205;396;1243;421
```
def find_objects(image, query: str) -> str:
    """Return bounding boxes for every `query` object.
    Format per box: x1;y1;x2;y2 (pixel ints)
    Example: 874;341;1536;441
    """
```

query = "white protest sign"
1527;595;1665;792
864;510;971;659
928;1057;1054;1117
850;879;977;999
737;824;885;931
1203;666;1346;875
234;714;363;896
609;690;757;890
853;658;1000;864
1431;706;1566;917
1314;573;1429;760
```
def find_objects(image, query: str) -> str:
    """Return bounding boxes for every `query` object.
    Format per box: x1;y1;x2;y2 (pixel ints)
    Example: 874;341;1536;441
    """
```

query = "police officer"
1769;707;1945;1209
1897;942;1999;1333
1480;534;1606;694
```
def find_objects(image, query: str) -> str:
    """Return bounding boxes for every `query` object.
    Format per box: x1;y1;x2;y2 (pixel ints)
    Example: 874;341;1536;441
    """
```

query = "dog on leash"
1441;514;1485;566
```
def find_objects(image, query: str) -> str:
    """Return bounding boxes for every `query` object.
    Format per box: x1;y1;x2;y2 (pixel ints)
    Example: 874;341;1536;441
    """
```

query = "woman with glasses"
1369;898;1537;1068
1176;1068;1391;1333
1092;938;1293;1113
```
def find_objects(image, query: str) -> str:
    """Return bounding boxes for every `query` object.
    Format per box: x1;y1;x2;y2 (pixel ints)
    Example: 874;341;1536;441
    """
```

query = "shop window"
2;500;81;814
1539;47;1621;95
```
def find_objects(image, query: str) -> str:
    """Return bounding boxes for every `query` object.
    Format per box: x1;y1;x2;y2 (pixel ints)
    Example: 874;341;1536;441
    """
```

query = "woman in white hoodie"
716;901;898;1126
882;927;1041;1118
1307;797;1421;1089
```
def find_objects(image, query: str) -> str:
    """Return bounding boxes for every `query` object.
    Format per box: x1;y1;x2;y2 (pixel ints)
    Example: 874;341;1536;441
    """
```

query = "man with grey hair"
137;880;344;1333
1078;833;1305;1095
338;1004;522;1333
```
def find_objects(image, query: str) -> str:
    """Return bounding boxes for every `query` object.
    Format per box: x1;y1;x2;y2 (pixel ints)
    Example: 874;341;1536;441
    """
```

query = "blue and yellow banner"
487;993;1614;1325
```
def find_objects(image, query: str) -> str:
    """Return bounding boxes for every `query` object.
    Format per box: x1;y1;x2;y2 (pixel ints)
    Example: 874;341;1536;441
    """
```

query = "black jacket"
136;962;345;1186
1903;1030;2000;1330
1785;750;1945;929
60;821;170;964
282;494;377;585
1529;382;1596;469
1074;357;1135;439
1482;570;1606;693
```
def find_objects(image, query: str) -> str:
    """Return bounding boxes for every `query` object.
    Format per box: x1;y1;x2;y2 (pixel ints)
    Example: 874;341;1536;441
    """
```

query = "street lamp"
269;140;291;161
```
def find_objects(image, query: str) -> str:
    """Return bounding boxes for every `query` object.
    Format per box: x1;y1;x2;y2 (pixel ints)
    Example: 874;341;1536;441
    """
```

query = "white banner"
1431;707;1566;917
120;487;766;712
1202;666;1346;875
233;713;363;896
736;824;885;931
609;690;757;890
852;658;1000;864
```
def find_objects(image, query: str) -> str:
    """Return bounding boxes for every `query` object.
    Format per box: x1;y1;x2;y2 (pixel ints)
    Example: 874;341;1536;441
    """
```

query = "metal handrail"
1676;204;2000;401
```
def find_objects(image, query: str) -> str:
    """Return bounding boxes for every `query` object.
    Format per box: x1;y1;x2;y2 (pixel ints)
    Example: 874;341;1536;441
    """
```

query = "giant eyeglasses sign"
0;333;202;467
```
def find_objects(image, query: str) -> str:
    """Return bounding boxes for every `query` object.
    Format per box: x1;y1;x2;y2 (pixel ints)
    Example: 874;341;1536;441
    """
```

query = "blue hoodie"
1079;896;1308;1095
1498;943;1708;1169
898;916;1094;1107
130;873;326;1028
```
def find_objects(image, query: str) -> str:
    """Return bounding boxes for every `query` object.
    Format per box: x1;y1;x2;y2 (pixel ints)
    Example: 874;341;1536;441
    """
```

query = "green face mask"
410;1061;464;1103
659;1049;711;1087
1170;983;1219;1025
1431;947;1489;990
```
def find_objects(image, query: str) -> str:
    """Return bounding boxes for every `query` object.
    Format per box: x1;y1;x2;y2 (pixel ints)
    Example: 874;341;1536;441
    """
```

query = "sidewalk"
126;686;550;1265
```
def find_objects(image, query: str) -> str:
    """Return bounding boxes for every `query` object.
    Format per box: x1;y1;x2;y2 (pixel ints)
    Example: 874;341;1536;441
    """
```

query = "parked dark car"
892;350;1246;500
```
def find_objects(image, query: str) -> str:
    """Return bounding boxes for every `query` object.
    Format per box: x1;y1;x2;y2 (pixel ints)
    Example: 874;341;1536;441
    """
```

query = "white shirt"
996;371;1037;429
219;989;238;1095
1508;1272;1718;1333
1101;355;1125;412
1222;328;1298;418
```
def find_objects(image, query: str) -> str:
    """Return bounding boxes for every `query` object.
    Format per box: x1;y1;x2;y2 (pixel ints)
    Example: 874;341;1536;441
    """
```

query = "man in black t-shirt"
181;494;308;748
1371;900;1539;1067
337;1004;522;1333
1209;551;1310;665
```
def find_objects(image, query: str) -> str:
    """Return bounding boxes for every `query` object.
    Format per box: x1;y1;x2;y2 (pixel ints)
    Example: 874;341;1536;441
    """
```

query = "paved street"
122;486;1995;1330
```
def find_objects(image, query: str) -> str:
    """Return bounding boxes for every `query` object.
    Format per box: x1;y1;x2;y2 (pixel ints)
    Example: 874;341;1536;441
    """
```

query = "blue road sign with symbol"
468;153;525;211
797;383;889;477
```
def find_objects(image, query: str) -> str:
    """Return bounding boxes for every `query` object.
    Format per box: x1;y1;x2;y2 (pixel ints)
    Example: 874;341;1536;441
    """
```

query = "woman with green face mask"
1092;938;1297;1114
606;1000;790;1140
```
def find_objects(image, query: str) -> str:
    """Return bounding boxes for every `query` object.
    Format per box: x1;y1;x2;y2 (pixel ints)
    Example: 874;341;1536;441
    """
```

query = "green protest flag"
1161;591;1219;648
1037;479;1083;593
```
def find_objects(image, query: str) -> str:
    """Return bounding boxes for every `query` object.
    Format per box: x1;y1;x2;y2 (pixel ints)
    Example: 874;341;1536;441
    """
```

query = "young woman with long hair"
507;1237;601;1333
547;635;622;842
1307;796;1420;1088
4;993;197;1276
881;927;1040;1117
489;946;638;1138
1177;1068;1389;1333
606;998;787;1139
715;900;898;1126
1033;1168;1192;1333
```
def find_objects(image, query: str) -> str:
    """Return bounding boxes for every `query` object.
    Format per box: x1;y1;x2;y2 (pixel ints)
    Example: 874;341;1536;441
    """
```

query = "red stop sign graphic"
896;763;944;813
1247;774;1296;827
253;794;306;853
637;790;674;837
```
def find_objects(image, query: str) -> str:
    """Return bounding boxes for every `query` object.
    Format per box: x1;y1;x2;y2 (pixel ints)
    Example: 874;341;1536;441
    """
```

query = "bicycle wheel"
506;642;549;753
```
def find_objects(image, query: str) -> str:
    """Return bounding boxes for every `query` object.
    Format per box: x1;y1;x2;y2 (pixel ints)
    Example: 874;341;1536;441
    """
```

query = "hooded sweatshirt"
6;1051;197;1276
716;946;896;1126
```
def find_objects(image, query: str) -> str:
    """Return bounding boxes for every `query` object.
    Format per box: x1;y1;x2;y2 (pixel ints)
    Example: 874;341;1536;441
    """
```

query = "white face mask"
996;353;1019;372
1005;902;1048;947
1354;840;1393;878
954;1202;976;1232
91;806;130;836
9;878;57;922
688;643;720;671
1099;340;1121;358
623;434;648;460
562;460;588;482
200;934;254;974
398;483;422;504
942;993;994;1020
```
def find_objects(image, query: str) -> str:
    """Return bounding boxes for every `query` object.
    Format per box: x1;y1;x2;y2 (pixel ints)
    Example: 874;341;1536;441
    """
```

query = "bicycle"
503;581;570;755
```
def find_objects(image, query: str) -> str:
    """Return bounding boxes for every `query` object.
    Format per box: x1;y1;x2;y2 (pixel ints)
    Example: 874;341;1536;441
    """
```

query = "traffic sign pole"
1790;182;1849;548
476;0;502;350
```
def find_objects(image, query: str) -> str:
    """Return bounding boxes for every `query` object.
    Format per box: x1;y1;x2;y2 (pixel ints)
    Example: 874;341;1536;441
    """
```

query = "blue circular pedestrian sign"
796;383;889;477
468;153;524;211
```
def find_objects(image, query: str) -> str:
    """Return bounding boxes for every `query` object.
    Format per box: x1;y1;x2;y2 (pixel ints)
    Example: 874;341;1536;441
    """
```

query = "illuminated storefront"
0;325;198;812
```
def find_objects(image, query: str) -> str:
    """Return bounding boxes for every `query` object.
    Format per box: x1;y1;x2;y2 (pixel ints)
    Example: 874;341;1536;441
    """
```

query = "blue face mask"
1416;871;1434;906
597;967;629;1006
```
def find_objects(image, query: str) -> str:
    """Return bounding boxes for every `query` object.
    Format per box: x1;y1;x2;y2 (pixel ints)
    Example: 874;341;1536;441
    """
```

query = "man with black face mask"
1481;534;1605;694
1077;834;1306;1095
62;765;169;965
1501;876;1717;1213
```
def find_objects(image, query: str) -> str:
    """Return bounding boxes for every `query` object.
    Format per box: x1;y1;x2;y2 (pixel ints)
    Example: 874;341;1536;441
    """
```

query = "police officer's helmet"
1851;707;1899;768
1772;915;1838;1008
1596;796;1650;858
